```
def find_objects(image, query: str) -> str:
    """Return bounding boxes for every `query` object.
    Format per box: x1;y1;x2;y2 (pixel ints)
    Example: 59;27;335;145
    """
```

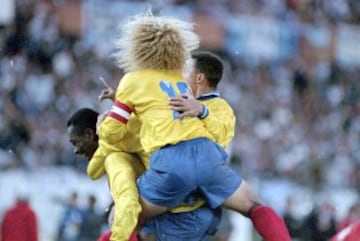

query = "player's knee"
223;181;262;216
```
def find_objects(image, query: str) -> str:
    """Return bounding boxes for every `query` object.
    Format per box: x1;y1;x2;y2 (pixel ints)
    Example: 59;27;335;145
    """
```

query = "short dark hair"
66;108;99;134
191;50;223;88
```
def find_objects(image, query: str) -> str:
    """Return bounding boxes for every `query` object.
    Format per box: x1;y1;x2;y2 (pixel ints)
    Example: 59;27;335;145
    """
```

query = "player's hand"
168;93;203;119
98;77;115;102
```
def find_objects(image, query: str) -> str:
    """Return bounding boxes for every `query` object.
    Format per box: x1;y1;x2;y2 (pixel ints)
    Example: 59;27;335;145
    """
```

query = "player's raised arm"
88;76;134;179
98;77;115;102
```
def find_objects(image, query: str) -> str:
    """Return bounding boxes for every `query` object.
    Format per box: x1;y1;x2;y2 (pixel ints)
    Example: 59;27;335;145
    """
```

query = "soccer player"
68;108;219;241
67;108;144;241
130;50;233;240
168;50;235;148
166;50;292;240
98;50;234;152
98;77;224;240
92;13;291;241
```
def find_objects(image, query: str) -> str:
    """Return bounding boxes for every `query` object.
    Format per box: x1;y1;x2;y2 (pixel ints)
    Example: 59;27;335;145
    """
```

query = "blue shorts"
141;205;222;241
137;138;242;208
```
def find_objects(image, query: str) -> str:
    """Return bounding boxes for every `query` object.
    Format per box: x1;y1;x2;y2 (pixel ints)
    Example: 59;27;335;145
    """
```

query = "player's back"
117;69;214;153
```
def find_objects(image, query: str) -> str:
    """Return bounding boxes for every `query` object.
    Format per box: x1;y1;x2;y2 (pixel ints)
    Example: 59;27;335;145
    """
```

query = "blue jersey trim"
196;91;220;101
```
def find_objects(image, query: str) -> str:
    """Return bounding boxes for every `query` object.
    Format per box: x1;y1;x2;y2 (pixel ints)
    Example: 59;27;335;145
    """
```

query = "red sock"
249;205;292;241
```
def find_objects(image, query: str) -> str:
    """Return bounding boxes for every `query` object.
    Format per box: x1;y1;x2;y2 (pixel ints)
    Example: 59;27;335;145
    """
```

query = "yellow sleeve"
105;74;142;151
201;98;235;148
105;152;143;241
88;114;129;179
98;74;135;147
88;75;135;179
87;139;119;179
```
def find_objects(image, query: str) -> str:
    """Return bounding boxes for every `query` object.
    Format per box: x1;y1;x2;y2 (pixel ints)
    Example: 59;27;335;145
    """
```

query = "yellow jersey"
87;114;149;179
88;114;204;218
198;91;235;148
104;152;145;241
88;73;235;217
94;69;214;155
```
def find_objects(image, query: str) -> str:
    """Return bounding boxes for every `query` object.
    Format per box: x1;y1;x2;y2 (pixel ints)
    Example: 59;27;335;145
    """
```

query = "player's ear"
84;128;96;140
196;73;205;84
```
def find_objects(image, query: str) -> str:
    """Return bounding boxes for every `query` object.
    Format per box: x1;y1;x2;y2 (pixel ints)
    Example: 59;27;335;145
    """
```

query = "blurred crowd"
0;0;360;240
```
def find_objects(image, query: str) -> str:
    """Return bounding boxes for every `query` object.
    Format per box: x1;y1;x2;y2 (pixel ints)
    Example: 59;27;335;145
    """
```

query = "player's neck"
196;85;214;98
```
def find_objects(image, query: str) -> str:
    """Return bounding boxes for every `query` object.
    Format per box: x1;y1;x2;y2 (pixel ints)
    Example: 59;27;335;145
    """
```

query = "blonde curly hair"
113;13;199;73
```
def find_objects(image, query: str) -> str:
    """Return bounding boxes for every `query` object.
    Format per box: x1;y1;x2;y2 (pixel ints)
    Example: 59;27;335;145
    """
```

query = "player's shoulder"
121;71;143;81
124;69;179;82
207;96;232;107
208;97;235;117
119;71;151;90
216;96;229;104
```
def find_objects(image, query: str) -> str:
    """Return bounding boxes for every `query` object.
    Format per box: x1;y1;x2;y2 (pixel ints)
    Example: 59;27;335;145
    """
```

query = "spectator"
57;192;85;241
0;196;38;241
283;197;303;241
79;194;104;241
303;201;337;241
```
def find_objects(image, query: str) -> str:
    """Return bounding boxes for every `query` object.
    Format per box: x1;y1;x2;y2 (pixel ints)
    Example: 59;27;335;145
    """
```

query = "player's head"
114;12;199;73
67;108;99;161
184;50;223;94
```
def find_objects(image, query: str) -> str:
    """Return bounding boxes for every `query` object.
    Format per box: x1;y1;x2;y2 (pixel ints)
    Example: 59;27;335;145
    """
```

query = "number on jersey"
160;81;190;118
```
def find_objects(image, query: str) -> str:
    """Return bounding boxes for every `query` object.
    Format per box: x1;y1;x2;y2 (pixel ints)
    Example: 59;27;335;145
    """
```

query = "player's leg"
136;138;227;224
222;181;291;241
136;148;195;222
199;163;291;241
137;196;167;225
195;141;291;241
222;180;260;215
